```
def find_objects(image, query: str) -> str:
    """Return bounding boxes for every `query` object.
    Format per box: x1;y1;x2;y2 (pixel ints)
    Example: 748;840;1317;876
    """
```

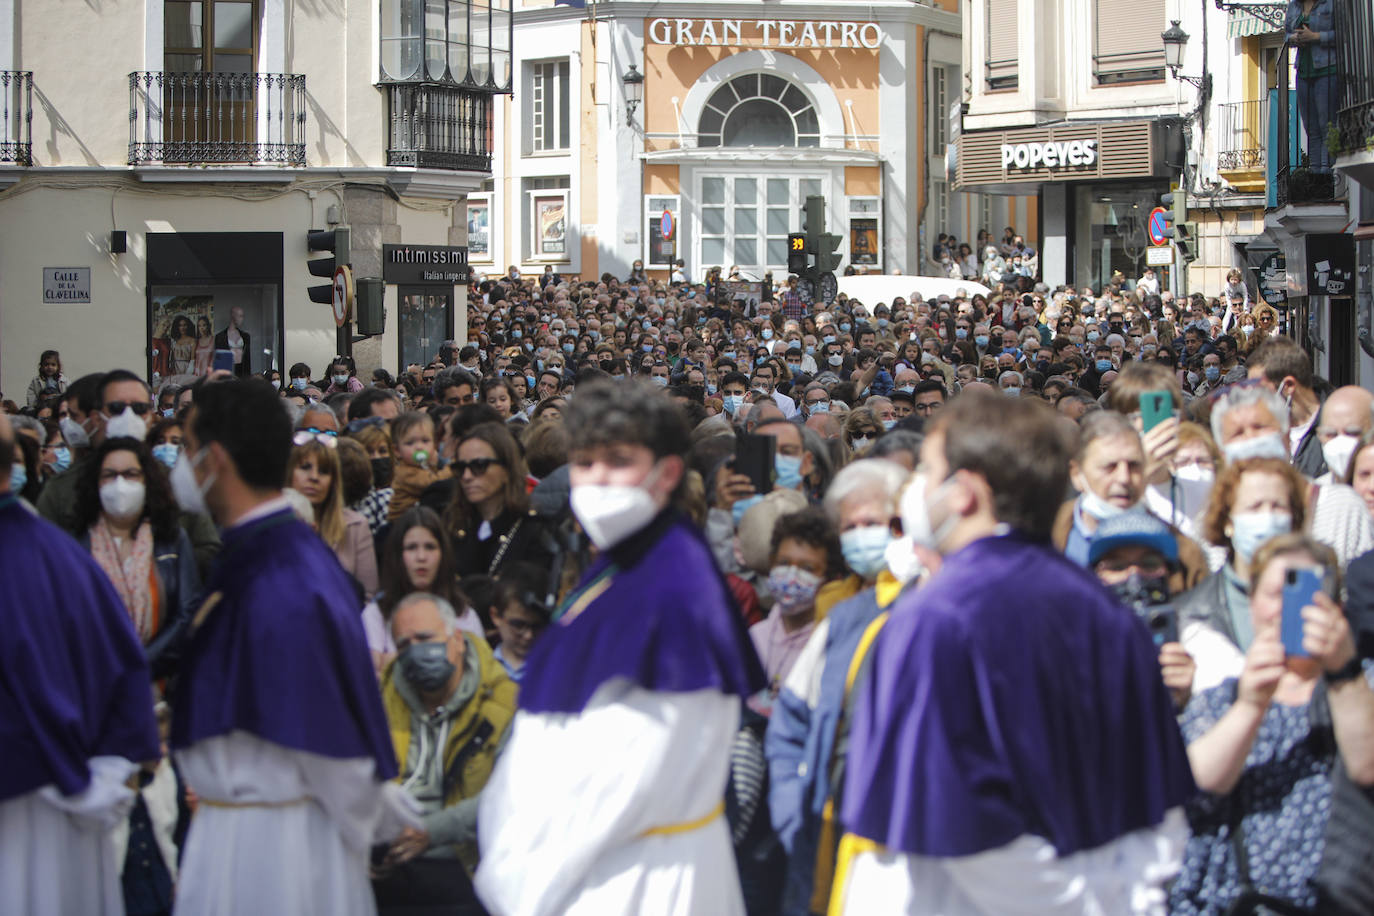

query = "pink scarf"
90;518;157;642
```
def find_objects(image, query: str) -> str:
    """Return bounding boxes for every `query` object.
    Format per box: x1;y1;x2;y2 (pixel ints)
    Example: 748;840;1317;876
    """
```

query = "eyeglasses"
293;428;339;448
453;457;503;477
105;401;152;416
502;618;547;636
99;468;144;483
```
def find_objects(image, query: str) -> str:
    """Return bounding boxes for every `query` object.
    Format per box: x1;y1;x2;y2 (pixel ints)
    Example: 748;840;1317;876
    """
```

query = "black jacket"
213;327;251;376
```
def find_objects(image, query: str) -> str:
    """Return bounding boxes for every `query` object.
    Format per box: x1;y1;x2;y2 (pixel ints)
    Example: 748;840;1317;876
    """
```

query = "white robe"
836;808;1188;916
0;756;139;916
173;730;419;916
475;682;745;916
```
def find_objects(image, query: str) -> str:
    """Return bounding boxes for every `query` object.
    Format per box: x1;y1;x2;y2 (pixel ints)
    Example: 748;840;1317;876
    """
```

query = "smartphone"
1138;605;1179;649
213;349;235;373
1281;567;1324;658
1139;389;1174;433
734;432;775;496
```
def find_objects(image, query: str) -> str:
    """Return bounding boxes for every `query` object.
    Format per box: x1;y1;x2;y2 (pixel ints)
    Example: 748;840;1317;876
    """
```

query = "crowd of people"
4;241;1374;916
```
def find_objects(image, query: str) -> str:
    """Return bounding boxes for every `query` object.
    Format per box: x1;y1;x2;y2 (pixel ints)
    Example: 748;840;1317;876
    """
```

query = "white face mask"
1078;486;1136;522
570;463;664;550
99;477;146;519
59;415;91;450
105;406;148;441
171;448;215;516
1223;432;1288;464
902;471;958;553
1322;434;1360;479
883;534;924;585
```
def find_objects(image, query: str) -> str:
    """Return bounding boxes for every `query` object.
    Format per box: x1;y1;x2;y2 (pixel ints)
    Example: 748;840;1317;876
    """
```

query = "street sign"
1146;245;1173;266
660;209;674;241
332;265;353;328
1147;207;1169;246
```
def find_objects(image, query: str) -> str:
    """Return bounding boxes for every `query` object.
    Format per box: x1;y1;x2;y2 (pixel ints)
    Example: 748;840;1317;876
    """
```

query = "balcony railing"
385;83;492;172
1;71;32;166
1217;99;1268;171
1272;41;1342;206
1334;0;1374;155
129;72;306;167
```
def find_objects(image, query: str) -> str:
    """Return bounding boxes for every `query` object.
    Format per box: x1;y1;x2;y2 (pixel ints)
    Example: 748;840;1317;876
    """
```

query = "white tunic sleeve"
475;682;745;916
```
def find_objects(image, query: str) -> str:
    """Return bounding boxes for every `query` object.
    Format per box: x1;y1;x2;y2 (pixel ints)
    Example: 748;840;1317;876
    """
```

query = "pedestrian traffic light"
307;228;350;305
1174;222;1198;264
788;233;808;274
355;277;385;336
1159;188;1195;264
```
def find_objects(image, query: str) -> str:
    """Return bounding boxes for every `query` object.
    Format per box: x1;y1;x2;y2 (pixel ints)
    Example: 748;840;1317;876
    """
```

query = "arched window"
698;73;820;148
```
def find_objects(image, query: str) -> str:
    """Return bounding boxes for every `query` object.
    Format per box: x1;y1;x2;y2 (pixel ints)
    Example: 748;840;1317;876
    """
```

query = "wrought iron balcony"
1;70;33;166
385;83;492;172
1271;41;1342;206
1217;99;1268;171
1334;0;1374;156
128;71;306;167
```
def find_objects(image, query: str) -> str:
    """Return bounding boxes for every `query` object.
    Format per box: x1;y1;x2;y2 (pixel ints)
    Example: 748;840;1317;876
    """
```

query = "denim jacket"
1285;0;1337;71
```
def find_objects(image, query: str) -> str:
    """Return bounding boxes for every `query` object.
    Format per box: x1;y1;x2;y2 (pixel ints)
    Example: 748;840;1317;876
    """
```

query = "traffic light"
307;227;350;305
787;233;807;274
1159;188;1195;263
1174;222;1198;263
801;195;843;304
355;277;385;336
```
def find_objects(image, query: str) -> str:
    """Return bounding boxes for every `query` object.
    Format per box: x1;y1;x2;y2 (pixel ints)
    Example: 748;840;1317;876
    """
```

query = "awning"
1228;7;1284;38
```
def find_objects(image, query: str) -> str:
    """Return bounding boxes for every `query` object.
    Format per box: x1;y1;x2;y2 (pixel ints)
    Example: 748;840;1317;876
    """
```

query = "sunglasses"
105;401;152;416
452;457;503;477
293;427;339;448
345;416;387;434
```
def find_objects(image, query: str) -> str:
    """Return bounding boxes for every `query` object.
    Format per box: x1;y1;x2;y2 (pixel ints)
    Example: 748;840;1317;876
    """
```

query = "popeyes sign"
647;18;883;50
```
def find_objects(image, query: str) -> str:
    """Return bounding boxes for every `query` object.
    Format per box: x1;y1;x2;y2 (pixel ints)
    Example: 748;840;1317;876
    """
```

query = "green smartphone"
1139;389;1174;433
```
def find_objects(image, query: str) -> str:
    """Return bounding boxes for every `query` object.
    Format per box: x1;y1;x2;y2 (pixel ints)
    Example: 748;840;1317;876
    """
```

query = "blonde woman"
287;434;379;600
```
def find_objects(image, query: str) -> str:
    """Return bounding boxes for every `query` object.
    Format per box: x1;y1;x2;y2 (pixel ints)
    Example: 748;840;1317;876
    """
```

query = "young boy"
388;412;450;520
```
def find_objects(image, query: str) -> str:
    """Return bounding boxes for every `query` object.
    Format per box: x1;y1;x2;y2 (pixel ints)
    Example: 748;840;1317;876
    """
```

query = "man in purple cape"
166;380;416;916
0;411;161;915
831;389;1196;915
475;381;766;916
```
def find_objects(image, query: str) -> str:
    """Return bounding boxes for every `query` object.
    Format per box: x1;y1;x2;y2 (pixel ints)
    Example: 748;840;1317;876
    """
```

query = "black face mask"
1107;571;1170;610
371;457;395;489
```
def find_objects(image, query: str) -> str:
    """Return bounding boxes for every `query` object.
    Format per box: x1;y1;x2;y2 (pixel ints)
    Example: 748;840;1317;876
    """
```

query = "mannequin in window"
215;306;252;377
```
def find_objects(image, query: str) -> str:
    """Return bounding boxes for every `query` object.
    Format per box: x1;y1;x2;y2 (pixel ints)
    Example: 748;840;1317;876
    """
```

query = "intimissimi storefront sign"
647;18;883;50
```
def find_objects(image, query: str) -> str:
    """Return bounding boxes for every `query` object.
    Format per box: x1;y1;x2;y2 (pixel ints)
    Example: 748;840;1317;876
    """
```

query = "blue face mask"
841;525;892;579
775;453;803;489
755;356;769;367
526;375;537;391
956;328;968;340
151;443;179;469
882;419;897;431
10;464;27;494
808;401;830;414
762;328;774;340
1205;366;1220;383
1095;359;1112;373
722;351;737;361
1087;330;1100;343
822;335;836;345
642;344;654;353
878;318;889;329
975;335;989;348
805;345;816;355
562;343;575;354
840;323;852;333
722;394;744;415
706;384;718;395
512;329;523;339
291;377;307;392
642;320;652;330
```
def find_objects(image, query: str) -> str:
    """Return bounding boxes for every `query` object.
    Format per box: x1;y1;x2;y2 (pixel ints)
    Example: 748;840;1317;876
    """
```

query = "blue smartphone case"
1281;568;1323;658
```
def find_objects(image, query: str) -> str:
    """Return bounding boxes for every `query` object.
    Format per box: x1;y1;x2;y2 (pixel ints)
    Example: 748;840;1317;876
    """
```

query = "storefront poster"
468;196;491;261
150;295;215;380
849;219;878;265
535;194;567;257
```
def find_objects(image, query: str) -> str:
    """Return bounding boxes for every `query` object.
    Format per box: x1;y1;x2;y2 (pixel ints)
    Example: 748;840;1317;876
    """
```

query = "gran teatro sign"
647;18;883;50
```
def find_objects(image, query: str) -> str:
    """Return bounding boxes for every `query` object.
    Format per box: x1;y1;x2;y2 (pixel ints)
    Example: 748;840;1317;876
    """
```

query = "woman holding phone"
1170;534;1374;915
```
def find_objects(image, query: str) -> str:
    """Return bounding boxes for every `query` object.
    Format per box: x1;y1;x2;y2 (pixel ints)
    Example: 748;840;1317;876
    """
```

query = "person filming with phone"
1168;534;1374;916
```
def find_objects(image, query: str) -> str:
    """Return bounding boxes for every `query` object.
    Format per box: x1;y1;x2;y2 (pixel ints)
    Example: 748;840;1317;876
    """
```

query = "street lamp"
1161;21;1210;92
622;63;644;127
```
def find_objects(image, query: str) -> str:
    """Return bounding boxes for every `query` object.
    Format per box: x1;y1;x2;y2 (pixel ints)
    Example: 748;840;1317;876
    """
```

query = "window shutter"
986;0;1019;90
1095;0;1166;84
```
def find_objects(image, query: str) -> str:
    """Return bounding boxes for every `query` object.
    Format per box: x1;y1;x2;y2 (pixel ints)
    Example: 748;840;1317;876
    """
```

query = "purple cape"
0;493;160;802
841;532;1195;858
169;508;398;779
518;510;766;714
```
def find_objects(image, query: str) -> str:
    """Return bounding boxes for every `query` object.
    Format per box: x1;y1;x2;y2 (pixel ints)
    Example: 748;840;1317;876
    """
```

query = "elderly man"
831;391;1194;915
1055;411;1208;588
997;370;1024;397
374;593;515;911
1211;384;1374;566
0;411;162;915
1315;385;1374;483
170;380;416;915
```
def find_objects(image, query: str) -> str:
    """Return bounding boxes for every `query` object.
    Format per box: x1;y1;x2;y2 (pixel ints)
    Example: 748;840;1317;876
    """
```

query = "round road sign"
660;210;674;241
1148;207;1169;246
332;265;352;328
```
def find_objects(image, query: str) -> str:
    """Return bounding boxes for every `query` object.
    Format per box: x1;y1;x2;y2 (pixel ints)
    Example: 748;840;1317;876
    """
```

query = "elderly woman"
842;407;883;456
766;459;913;916
1210;385;1374;567
1170;534;1374;915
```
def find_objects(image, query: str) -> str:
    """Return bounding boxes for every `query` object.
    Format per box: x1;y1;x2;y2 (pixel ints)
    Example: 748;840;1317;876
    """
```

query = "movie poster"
150;295;215;381
468;195;491;261
534;193;567;257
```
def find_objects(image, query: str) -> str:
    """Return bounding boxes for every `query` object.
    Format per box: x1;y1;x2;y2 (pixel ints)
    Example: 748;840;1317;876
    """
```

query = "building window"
931;179;950;238
522;176;571;261
698;74;819;148
380;0;512;90
931;67;948;152
985;0;1018;91
164;0;257;74
530;60;570;153
1093;0;1165;85
699;174;826;273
